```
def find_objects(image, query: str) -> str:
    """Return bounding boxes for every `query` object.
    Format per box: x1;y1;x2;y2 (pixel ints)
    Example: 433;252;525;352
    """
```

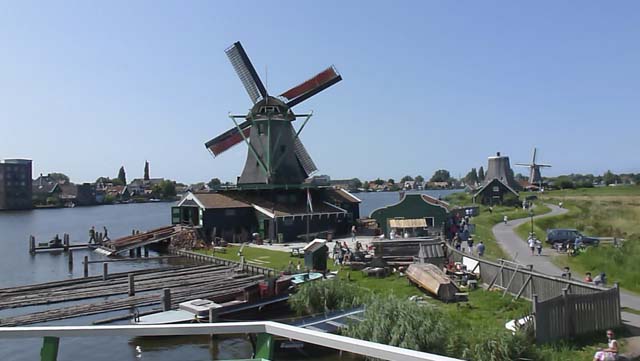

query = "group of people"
332;240;367;265
88;226;109;244
527;233;543;256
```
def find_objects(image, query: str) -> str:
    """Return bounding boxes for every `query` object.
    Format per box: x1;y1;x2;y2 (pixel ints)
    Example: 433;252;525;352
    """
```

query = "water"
0;190;461;360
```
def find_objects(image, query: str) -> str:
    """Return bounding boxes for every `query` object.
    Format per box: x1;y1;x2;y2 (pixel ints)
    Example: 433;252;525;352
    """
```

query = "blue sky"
1;1;639;184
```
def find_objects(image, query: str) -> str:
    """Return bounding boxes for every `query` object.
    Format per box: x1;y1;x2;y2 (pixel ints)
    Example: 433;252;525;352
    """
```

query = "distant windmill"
516;148;551;189
205;41;342;186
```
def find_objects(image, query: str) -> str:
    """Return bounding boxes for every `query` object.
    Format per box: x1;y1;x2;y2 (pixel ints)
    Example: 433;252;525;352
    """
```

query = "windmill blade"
537;164;552;167
532;147;537;164
225;42;267;104
515;163;533;167
280;66;342;107
205;120;252;156
290;125;317;176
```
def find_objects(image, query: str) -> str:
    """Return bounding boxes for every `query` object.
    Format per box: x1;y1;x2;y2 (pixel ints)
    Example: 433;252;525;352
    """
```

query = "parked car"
546;229;599;246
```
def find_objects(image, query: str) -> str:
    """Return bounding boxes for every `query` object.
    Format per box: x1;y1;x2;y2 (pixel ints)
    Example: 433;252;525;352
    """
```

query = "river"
0;189;460;361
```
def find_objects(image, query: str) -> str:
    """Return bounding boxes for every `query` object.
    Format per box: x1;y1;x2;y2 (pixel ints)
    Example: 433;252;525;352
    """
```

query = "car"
546;229;599;246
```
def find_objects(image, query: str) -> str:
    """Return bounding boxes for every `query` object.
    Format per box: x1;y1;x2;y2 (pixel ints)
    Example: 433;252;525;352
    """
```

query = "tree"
415;175;424;184
144;161;150;181
153;180;176;199
478;166;485;182
117;166;127;185
372;178;385;185
48;173;70;184
429;169;451;183
464;168;478;185
353;178;363;189
400;175;414;183
603;170;618;185
207;178;222;189
387;178;395;185
362;181;370;190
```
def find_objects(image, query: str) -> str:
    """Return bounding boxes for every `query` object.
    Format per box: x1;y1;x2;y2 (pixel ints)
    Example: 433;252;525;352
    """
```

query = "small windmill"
516;147;551;189
205;41;342;186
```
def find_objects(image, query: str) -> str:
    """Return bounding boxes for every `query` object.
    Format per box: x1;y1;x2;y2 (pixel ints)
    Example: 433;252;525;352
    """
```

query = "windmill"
516;147;551;189
205;41;342;186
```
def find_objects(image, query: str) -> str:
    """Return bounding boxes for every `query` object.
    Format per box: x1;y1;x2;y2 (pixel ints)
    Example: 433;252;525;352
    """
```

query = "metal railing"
0;321;461;361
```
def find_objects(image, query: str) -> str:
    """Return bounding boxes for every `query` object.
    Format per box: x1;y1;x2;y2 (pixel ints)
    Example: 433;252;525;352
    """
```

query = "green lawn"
513;186;640;293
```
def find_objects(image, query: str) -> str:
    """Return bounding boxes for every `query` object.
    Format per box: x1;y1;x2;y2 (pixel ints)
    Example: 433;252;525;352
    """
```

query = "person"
584;272;593;283
467;236;474;253
477;241;485;257
594;272;607;286
287;260;294;273
103;226;109;242
296;261;301;272
503;215;508;224
89;226;96;244
455;237;462;252
593;329;618;361
535;238;543;256
488;206;493;214
528;235;536;255
559;201;564;208
351;225;357;242
561;266;571;279
389;229;396;240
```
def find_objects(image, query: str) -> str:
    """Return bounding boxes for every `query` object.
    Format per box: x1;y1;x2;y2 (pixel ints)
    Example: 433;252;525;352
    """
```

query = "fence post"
40;336;60;361
29;235;36;255
532;294;539;343
128;274;135;296
615;282;621;326
83;256;89;277
68;250;73;268
162;288;172;311
563;287;575;338
102;262;108;281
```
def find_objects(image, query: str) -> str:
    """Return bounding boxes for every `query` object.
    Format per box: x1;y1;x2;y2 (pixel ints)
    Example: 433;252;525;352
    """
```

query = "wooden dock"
96;225;191;256
0;263;264;327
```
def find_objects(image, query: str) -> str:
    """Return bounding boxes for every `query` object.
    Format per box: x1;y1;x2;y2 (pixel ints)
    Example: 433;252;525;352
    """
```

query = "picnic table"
213;246;227;254
290;247;303;257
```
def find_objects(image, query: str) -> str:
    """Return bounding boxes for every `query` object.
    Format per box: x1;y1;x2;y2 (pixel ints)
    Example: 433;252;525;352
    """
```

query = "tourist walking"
584;272;593;283
103;226;109;242
351;225;357;242
89;226;96;244
503;215;508;224
467;237;474;253
593;329;618;361
528;235;536;255
535;238;542;256
477;241;485;257
594;272;607;286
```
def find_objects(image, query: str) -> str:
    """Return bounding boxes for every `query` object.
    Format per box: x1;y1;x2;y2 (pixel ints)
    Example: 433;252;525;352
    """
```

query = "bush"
288;279;369;315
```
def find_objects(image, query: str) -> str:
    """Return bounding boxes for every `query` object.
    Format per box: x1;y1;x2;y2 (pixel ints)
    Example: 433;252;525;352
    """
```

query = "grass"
513;186;640;293
446;192;551;261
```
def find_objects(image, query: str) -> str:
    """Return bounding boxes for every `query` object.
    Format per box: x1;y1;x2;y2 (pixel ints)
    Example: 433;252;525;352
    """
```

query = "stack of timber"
98;225;200;256
372;238;445;266
406;263;459;302
0;264;263;327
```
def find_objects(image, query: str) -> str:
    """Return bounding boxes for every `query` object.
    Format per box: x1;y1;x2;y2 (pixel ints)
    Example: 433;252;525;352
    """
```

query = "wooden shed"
370;193;450;238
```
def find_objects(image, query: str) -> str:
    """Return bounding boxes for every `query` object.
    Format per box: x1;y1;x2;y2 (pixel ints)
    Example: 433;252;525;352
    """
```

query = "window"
492;186;500;192
224;209;236;216
424;217;435;227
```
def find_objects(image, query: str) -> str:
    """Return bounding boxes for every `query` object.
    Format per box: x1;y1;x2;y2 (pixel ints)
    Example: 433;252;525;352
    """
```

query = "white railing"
0;321;461;361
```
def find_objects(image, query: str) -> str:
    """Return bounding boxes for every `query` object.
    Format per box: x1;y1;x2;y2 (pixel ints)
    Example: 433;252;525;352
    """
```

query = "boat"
406;263;460;302
290;272;324;286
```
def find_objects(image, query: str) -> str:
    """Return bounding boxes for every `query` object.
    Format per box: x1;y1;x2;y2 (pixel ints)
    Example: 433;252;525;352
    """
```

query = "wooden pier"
96;225;191;256
28;234;92;254
0;263;264;327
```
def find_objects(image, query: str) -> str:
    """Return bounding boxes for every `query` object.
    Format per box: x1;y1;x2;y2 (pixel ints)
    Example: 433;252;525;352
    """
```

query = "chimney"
496;152;501;157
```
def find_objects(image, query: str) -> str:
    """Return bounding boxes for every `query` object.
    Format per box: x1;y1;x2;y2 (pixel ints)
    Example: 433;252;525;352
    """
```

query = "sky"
1;1;639;184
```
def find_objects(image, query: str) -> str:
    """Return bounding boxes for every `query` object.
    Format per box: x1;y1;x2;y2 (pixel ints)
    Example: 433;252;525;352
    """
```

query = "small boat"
290;272;324;286
406;263;460;302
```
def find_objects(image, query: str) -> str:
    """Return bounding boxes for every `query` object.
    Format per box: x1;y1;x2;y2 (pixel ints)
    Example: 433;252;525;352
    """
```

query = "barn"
370;193;451;238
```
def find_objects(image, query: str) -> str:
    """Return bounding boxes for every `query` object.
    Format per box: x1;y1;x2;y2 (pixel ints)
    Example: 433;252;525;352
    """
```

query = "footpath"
491;204;640;333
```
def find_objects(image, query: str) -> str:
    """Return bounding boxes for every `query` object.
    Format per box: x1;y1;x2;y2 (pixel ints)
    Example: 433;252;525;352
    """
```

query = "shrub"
288;279;369;315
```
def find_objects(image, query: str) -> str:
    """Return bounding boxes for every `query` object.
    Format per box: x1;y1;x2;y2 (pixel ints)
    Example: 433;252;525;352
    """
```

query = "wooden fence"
174;249;278;278
533;286;621;343
446;245;621;342
447;246;609;301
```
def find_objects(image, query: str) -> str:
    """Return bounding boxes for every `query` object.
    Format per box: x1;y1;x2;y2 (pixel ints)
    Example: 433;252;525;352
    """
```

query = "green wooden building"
370;193;451;238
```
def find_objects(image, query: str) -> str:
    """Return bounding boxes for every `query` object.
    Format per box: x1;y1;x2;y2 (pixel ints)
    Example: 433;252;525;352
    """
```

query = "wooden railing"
174;249;278;278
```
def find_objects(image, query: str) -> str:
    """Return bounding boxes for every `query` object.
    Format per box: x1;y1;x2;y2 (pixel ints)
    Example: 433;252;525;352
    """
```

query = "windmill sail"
280;66;342;107
205;120;252;156
225;42;267;104
291;125;318;176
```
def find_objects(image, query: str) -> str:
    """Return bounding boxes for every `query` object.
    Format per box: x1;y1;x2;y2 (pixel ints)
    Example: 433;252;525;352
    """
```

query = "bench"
213;246;227;254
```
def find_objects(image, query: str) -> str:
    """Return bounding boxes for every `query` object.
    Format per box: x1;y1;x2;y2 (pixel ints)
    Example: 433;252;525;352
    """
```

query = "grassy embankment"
445;192;550;261
514;186;640;293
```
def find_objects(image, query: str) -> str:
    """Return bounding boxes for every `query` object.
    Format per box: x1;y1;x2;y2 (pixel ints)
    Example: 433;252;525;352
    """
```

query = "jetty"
96;225;196;256
0;263;264;327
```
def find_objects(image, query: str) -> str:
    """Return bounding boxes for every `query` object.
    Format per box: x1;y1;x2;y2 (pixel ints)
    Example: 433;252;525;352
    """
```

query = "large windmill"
516;147;551;189
205;41;342;186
